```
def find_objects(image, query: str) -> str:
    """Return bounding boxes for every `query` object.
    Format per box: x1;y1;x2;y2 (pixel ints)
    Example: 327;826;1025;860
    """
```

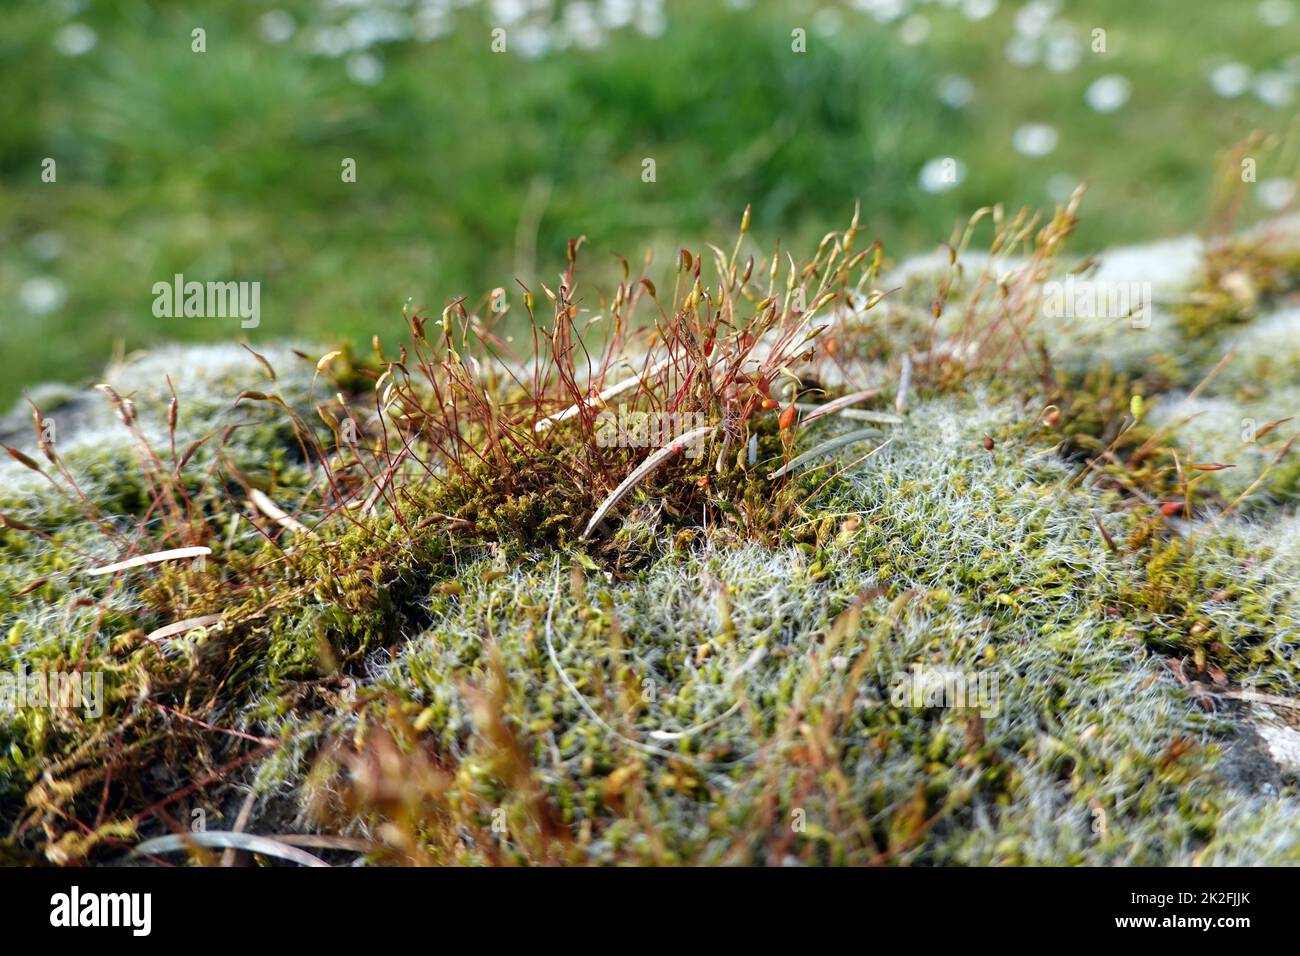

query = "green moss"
6;224;1300;866
1176;240;1300;339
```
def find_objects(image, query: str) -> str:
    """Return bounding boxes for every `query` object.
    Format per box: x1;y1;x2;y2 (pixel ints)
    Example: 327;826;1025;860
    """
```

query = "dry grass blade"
249;488;312;536
824;409;903;425
130;831;332;867
84;546;211;577
534;356;673;433
1212;687;1300;710
894;354;913;414
581;424;716;538
145;614;222;642
768;430;884;480
221;789;259;866
795;389;880;429
267;834;374;852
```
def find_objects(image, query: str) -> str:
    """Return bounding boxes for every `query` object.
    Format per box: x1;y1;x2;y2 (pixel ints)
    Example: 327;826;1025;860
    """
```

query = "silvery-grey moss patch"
2;225;1299;866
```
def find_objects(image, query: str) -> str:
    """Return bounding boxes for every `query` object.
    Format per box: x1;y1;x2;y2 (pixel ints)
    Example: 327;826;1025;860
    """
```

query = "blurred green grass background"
2;0;1298;405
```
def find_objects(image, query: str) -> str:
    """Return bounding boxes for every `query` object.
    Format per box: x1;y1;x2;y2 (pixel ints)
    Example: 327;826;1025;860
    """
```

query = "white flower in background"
414;7;453;42
1209;62;1252;98
1044;30;1081;73
491;0;531;26
1085;74;1131;113
26;232;65;263
1258;178;1297;211
962;0;998;22
1014;0;1059;38
53;23;97;57
1258;0;1295;27
346;10;411;48
937;74;974;108
601;0;637;29
259;10;297;45
346;52;384;85
308;26;352;58
565;1;605;49
1254;71;1296;107
515;24;552;58
919;157;966;193
636;0;666;37
295;0;661;57
851;0;908;25
1013;122;1058;157
1005;34;1038;67
20;277;68;315
813;7;845;36
899;14;930;45
1045;173;1080;203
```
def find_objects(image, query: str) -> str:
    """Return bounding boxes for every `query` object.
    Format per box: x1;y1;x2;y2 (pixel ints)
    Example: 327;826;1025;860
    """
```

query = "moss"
5;219;1300;865
1176;240;1300;339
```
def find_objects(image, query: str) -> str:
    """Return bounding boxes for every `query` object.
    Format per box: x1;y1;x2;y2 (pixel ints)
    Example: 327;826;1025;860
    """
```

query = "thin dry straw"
249;488;311;535
795;388;880;429
145;614;222;642
582;424;716;538
534;355;673;433
768;430;885;480
830;410;902;424
84;546;211;577
130;831;330;867
894;354;913;414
